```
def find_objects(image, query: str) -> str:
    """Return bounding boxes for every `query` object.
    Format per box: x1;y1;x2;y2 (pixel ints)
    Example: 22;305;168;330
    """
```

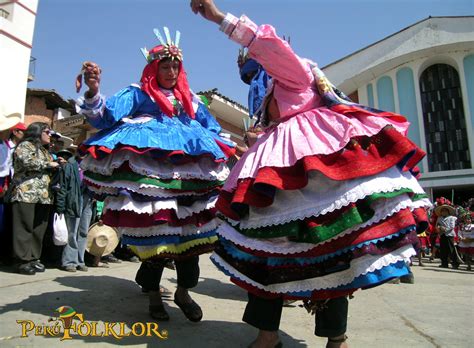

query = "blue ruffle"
218;226;416;266
81;86;233;160
210;257;409;297
122;229;217;246
286;261;410;297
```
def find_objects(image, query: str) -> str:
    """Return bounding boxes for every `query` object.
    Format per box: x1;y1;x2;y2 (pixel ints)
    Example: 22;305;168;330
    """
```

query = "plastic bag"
53;213;68;246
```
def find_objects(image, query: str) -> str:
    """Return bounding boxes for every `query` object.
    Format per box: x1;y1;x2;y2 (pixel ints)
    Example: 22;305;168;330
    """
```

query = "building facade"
0;0;38;117
323;16;474;204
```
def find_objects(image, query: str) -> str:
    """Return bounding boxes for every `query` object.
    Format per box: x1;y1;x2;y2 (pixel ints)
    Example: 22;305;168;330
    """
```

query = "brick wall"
348;90;359;103
24;96;54;127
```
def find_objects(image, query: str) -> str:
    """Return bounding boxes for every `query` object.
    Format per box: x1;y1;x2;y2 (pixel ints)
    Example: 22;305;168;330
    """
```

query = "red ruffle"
234;208;416;258
412;207;429;232
232;278;355;301
102;208;217;228
458;246;474;255
79;143;228;163
217;127;425;220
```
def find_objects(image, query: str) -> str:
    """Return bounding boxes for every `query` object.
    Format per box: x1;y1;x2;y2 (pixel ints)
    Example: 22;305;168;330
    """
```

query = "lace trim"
210;244;415;292
88;185;118;195
81;151;229;181
240;167;428;229
117;219;220;237
218;197;430;254
84;178;203;198
104;195;218;219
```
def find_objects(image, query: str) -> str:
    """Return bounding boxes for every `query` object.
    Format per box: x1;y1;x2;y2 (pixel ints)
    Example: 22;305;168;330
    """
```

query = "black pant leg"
135;261;165;291
243;292;283;331
12;202;35;262
314;296;348;337
0;203;13;263
175;255;200;289
439;234;450;266
445;236;459;267
31;204;51;260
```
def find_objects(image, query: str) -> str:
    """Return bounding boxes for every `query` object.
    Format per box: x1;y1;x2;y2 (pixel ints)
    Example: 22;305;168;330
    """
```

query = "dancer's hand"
244;127;263;147
235;144;248;156
190;0;225;24
83;61;101;97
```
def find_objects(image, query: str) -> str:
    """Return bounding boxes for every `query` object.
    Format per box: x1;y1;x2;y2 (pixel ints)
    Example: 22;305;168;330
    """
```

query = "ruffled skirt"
80;117;233;260
211;107;431;300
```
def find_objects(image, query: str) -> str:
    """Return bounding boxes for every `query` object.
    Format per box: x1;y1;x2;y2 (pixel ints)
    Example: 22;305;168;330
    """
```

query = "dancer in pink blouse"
192;1;431;347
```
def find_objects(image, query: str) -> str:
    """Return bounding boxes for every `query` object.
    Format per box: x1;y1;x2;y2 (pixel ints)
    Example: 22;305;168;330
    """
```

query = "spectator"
56;150;88;272
0;109;22;265
435;203;460;269
458;208;473;271
10;122;60;275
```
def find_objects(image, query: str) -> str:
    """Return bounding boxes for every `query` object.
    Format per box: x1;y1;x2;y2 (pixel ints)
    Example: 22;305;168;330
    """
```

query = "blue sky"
29;0;473;106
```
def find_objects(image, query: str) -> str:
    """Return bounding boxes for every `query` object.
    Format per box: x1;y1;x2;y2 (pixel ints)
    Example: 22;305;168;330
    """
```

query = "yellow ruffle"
130;236;218;259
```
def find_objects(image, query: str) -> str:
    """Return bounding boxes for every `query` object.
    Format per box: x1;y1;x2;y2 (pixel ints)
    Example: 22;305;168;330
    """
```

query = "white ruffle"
459;241;474;248
240;166;427;229
104;195;217;219
459;225;474;248
218;196;431;255
81;151;229;181
121;115;154;124
117;219;219;237
84;177;204;198
211;244;416;292
88;185;118;195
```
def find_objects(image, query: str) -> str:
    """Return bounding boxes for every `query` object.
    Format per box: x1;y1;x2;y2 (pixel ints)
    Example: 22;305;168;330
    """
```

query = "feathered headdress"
140;27;194;118
141;27;183;62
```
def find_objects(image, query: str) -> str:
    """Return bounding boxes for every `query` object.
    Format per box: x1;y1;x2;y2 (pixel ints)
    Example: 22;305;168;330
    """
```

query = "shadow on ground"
0;275;307;347
167;276;248;302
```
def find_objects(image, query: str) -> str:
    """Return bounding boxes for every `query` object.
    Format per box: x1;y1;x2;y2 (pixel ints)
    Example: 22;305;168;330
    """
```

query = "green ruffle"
84;171;224;190
235;188;420;243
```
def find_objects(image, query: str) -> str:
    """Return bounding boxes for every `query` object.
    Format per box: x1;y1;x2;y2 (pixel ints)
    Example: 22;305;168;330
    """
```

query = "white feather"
153;28;166;46
175;30;181;47
163;27;172;45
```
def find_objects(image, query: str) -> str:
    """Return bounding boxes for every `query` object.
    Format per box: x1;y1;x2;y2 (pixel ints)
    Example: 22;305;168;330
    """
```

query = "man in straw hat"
435;202;460;269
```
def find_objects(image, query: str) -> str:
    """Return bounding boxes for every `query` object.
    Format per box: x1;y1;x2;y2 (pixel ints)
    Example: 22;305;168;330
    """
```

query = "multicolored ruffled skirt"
211;106;431;300
458;230;474;255
80;116;234;260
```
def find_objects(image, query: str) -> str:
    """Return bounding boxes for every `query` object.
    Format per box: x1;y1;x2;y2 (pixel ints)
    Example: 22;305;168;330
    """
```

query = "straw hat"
434;204;455;216
0;106;21;131
86;223;119;257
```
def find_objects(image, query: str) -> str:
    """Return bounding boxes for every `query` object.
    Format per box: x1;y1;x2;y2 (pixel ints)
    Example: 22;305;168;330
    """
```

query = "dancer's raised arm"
191;0;313;91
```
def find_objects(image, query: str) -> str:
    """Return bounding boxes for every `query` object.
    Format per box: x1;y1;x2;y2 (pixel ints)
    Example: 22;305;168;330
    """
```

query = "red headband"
140;45;194;118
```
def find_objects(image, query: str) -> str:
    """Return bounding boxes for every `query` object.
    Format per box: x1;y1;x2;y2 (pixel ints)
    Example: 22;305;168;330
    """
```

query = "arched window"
419;64;471;171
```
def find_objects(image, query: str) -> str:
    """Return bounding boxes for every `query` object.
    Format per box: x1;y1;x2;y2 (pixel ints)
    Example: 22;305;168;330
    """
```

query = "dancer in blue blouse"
76;28;234;322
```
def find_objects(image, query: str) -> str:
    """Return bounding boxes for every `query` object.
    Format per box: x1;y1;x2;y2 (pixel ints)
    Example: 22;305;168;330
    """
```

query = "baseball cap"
11;122;27;131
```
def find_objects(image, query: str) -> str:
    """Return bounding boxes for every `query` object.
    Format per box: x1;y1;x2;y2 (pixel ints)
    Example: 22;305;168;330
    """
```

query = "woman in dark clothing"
10;122;60;275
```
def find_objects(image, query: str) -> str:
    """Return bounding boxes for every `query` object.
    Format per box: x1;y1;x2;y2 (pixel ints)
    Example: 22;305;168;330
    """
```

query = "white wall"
324;17;474;95
0;0;39;117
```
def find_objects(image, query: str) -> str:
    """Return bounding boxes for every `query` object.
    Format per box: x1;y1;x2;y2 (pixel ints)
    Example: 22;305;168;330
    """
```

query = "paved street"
0;256;472;348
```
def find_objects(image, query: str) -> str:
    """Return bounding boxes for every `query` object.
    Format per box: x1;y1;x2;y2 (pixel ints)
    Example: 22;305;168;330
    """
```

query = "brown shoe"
62;265;77;272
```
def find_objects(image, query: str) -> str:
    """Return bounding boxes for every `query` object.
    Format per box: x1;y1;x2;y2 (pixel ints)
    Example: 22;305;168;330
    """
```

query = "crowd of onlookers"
0;116;138;275
414;197;474;271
